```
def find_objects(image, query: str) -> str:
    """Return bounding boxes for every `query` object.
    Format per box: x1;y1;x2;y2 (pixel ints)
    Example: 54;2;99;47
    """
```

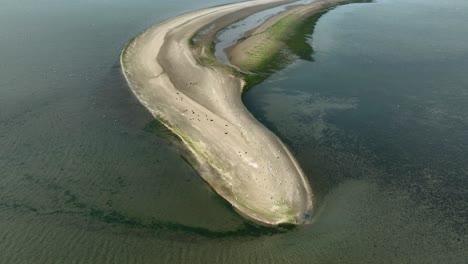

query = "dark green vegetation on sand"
240;11;327;90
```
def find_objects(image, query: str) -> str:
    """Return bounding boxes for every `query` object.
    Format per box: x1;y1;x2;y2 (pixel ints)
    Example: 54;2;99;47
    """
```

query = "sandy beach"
121;0;315;226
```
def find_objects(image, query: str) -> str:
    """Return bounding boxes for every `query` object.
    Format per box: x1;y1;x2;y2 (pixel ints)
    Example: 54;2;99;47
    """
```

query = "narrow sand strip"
230;0;357;71
121;0;313;225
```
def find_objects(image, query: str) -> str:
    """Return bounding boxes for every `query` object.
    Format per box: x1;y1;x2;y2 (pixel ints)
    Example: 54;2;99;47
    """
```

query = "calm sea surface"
0;0;467;263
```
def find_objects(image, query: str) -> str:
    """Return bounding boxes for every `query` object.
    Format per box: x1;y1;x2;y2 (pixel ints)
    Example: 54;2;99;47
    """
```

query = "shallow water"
0;0;467;263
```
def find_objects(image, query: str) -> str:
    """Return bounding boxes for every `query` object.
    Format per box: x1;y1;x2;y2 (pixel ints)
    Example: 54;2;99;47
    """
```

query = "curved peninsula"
121;0;355;225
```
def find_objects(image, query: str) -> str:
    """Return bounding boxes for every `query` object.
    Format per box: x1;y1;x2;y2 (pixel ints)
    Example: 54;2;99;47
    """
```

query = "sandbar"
121;0;330;225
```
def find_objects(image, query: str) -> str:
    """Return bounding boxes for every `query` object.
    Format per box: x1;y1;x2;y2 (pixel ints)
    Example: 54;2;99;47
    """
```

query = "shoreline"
120;0;351;226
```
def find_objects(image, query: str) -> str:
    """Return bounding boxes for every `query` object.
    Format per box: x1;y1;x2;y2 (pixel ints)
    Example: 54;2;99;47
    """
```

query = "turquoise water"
0;0;467;263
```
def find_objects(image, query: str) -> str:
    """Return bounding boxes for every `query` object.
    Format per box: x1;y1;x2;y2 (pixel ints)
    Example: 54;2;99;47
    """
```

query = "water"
0;0;467;263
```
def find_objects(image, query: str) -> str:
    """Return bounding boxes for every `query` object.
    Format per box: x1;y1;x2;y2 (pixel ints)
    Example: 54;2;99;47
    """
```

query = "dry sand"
121;0;313;226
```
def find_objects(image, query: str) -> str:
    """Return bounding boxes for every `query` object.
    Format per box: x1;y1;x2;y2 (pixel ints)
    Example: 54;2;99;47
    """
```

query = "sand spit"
230;0;356;71
121;0;313;226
